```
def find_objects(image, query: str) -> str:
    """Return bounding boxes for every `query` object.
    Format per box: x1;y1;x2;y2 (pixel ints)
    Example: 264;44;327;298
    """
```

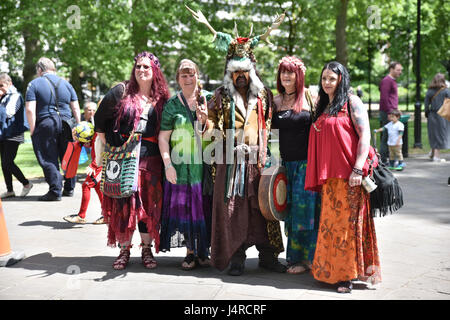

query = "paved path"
0;153;449;301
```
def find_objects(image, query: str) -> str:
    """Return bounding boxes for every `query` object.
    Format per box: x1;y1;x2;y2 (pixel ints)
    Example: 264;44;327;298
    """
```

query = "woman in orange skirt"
305;61;381;293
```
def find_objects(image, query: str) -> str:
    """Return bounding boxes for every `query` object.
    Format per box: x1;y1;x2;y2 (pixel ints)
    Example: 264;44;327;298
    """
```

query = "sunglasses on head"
136;64;151;70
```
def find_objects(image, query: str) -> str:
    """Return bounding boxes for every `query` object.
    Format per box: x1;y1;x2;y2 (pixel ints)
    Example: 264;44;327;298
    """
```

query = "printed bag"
100;133;141;198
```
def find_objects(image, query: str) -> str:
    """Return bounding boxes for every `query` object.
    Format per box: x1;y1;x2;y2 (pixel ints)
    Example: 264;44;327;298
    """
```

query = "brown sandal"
141;243;157;269
113;246;131;270
337;281;353;293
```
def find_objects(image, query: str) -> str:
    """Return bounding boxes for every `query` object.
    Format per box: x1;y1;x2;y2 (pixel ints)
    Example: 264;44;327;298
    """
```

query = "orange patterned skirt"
311;178;381;285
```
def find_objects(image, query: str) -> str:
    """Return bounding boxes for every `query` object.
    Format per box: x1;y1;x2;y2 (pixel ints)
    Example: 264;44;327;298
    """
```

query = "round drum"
258;165;288;221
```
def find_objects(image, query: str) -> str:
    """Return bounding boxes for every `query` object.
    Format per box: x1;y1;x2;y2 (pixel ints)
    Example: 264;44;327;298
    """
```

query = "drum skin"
258;165;288;221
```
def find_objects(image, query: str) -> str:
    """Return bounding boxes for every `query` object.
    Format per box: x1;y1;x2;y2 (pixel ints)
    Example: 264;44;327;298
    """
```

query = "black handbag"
369;160;404;217
347;100;404;217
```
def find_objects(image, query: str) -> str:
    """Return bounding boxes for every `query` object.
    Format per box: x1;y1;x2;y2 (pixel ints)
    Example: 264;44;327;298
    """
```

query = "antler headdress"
186;5;285;64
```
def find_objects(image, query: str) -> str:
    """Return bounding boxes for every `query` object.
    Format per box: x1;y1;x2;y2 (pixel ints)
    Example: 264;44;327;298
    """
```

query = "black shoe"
62;190;74;197
258;259;287;273
227;262;245;276
38;192;61;201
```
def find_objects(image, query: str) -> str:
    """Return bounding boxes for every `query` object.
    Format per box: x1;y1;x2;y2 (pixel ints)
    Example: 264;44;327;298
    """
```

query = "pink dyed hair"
276;58;306;113
115;51;170;133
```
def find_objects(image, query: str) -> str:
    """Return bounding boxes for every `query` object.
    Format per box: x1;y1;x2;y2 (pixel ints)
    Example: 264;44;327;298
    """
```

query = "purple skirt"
159;181;212;257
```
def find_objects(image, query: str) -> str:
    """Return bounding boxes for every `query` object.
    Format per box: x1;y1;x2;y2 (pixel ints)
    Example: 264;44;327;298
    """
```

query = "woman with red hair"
272;56;320;275
94;52;170;270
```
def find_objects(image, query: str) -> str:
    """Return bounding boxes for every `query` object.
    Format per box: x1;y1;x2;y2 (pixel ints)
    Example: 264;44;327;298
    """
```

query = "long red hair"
276;60;305;113
115;52;170;133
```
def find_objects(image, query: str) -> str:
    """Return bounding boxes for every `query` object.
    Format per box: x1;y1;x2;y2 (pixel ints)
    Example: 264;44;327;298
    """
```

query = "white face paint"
106;161;121;180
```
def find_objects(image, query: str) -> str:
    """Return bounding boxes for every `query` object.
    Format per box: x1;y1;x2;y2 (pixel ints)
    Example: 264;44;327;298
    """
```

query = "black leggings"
0;140;29;192
138;221;148;233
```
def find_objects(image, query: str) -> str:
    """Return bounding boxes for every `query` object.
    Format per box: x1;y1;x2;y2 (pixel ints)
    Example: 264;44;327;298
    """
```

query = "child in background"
64;105;104;224
374;109;405;171
63;132;104;224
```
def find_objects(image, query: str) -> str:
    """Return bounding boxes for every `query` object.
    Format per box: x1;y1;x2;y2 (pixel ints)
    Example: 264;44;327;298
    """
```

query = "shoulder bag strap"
431;87;445;102
179;91;203;160
43;75;62;114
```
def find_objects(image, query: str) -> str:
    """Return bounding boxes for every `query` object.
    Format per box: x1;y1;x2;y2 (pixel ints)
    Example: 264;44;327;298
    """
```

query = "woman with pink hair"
95;52;170;270
272;56;320;275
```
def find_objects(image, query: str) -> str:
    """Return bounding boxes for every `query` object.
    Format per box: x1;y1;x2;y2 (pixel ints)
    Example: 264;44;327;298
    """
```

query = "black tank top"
272;109;312;161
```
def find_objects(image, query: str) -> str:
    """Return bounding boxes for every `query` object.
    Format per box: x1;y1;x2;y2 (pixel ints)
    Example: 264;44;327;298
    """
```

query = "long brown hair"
429;73;446;89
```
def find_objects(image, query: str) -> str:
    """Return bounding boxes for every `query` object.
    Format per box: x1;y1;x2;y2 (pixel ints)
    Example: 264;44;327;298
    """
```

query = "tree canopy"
1;0;448;106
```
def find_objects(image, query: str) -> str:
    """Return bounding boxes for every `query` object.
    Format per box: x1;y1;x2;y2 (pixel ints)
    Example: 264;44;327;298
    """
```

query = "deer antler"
258;12;286;45
185;5;217;41
248;23;253;38
233;21;239;38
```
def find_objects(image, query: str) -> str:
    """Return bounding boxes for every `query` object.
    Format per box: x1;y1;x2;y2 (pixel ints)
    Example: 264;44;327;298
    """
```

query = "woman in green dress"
158;59;212;270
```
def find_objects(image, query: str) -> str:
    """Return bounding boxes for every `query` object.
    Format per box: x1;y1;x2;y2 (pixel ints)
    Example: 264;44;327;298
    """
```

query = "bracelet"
164;163;173;171
352;167;364;176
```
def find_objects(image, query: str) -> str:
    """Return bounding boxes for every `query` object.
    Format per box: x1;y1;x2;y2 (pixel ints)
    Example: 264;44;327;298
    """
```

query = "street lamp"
413;0;422;148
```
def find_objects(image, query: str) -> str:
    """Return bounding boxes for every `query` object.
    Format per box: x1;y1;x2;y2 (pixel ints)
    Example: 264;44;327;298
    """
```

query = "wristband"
352;167;364;176
164;163;173;171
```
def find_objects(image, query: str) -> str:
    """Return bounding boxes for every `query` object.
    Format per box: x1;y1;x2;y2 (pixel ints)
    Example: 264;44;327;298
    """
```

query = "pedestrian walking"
379;61;402;165
0;73;33;198
25;57;81;201
425;73;450;162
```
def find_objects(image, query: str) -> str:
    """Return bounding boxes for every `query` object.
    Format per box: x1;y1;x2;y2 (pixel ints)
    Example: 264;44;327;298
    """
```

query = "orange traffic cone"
0;199;24;267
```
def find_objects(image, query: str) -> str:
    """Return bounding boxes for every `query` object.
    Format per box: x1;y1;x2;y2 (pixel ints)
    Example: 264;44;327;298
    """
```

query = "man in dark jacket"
25;57;81;201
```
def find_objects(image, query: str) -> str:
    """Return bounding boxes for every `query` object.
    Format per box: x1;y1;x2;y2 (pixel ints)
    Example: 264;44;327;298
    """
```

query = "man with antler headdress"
187;6;286;276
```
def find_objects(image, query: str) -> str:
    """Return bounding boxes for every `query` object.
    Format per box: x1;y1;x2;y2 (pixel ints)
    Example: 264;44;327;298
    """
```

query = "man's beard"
234;76;249;89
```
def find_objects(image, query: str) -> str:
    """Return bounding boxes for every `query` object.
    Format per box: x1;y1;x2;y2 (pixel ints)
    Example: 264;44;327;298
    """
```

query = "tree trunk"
132;0;148;56
335;0;349;67
21;0;41;96
70;65;83;108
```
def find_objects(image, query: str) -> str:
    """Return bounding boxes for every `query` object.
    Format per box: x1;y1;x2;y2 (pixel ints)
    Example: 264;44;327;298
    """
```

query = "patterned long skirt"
283;160;321;265
311;178;381;285
102;156;163;251
159;181;211;257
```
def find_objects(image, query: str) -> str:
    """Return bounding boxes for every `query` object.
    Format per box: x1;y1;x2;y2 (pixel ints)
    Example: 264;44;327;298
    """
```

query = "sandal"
287;263;308;275
337;281;353;293
112;246;131;270
196;255;211;267
141;244;157;269
181;253;197;270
